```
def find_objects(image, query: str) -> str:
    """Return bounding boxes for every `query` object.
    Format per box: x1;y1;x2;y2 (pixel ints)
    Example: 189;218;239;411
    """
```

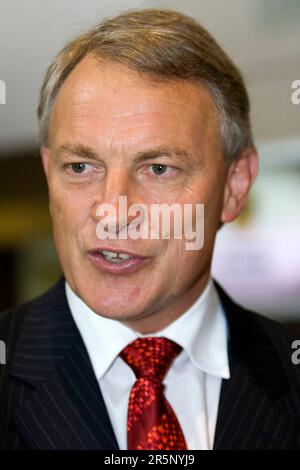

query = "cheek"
162;241;201;276
49;186;86;238
200;176;226;227
158;245;205;298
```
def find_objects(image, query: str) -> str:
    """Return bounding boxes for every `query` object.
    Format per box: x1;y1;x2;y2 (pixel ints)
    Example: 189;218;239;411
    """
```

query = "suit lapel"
213;283;296;449
9;278;119;450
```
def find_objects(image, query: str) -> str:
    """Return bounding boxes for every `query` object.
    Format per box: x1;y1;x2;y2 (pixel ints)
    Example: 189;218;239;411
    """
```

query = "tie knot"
120;337;182;381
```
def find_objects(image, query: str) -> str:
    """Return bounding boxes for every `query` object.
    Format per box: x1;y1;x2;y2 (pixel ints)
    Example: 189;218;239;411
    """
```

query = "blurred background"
0;0;299;324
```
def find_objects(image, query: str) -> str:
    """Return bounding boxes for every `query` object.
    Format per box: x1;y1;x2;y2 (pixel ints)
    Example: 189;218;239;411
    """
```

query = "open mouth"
98;249;136;263
88;248;150;274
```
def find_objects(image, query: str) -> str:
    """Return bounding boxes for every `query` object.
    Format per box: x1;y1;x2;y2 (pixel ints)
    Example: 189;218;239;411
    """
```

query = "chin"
74;281;143;319
86;297;144;322
66;262;151;319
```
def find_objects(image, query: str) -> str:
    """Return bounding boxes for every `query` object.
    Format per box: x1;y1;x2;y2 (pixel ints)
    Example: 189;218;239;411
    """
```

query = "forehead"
49;55;220;153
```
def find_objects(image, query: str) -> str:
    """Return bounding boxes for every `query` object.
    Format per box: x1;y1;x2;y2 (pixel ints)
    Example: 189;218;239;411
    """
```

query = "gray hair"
37;8;254;160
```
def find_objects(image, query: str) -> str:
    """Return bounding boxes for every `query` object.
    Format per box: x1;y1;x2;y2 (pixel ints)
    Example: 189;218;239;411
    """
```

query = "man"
0;8;299;450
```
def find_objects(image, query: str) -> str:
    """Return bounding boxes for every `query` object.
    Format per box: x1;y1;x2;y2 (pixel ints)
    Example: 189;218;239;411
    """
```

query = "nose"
91;167;139;237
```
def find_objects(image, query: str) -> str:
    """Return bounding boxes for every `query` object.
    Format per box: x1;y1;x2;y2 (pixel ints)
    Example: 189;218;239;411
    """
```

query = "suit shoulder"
0;278;65;343
234;304;300;392
0;305;25;344
216;281;295;346
215;282;300;384
233;303;296;350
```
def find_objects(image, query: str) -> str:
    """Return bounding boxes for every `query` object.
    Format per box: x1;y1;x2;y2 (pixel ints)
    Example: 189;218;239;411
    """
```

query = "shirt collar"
66;279;230;381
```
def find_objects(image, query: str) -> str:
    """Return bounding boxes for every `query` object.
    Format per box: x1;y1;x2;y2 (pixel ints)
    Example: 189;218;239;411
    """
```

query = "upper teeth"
101;250;133;260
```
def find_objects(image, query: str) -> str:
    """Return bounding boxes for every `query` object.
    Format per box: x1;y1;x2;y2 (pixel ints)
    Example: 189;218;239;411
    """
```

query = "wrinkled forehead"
49;54;221;156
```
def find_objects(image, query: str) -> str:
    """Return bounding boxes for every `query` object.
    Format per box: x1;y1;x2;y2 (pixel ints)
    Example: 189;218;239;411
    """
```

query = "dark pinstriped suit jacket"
0;277;300;450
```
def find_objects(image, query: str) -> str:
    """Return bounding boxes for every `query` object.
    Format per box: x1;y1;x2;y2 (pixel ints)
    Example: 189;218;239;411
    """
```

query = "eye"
150;164;170;176
70;162;91;174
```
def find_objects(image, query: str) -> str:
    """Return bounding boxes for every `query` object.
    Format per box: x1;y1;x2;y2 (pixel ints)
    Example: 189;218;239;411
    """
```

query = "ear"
40;146;51;180
221;148;259;223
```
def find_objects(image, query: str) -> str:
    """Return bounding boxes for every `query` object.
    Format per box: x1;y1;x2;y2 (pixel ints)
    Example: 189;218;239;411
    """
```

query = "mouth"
87;247;151;275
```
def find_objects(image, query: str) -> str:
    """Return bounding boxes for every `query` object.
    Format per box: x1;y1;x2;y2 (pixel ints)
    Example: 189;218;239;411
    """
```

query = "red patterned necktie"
120;336;187;450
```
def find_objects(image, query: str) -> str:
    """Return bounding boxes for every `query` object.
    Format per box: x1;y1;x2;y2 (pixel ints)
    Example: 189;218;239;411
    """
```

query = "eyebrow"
133;146;192;164
54;143;98;161
54;143;193;164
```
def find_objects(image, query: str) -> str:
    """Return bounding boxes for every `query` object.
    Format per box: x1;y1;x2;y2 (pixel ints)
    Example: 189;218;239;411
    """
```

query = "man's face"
41;55;234;333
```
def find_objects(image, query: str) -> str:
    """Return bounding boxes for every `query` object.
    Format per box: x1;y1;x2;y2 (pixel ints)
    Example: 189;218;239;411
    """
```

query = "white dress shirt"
65;279;230;450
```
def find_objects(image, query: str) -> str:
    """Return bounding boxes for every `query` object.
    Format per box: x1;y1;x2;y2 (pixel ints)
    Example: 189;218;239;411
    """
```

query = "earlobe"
220;190;239;224
220;148;259;224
